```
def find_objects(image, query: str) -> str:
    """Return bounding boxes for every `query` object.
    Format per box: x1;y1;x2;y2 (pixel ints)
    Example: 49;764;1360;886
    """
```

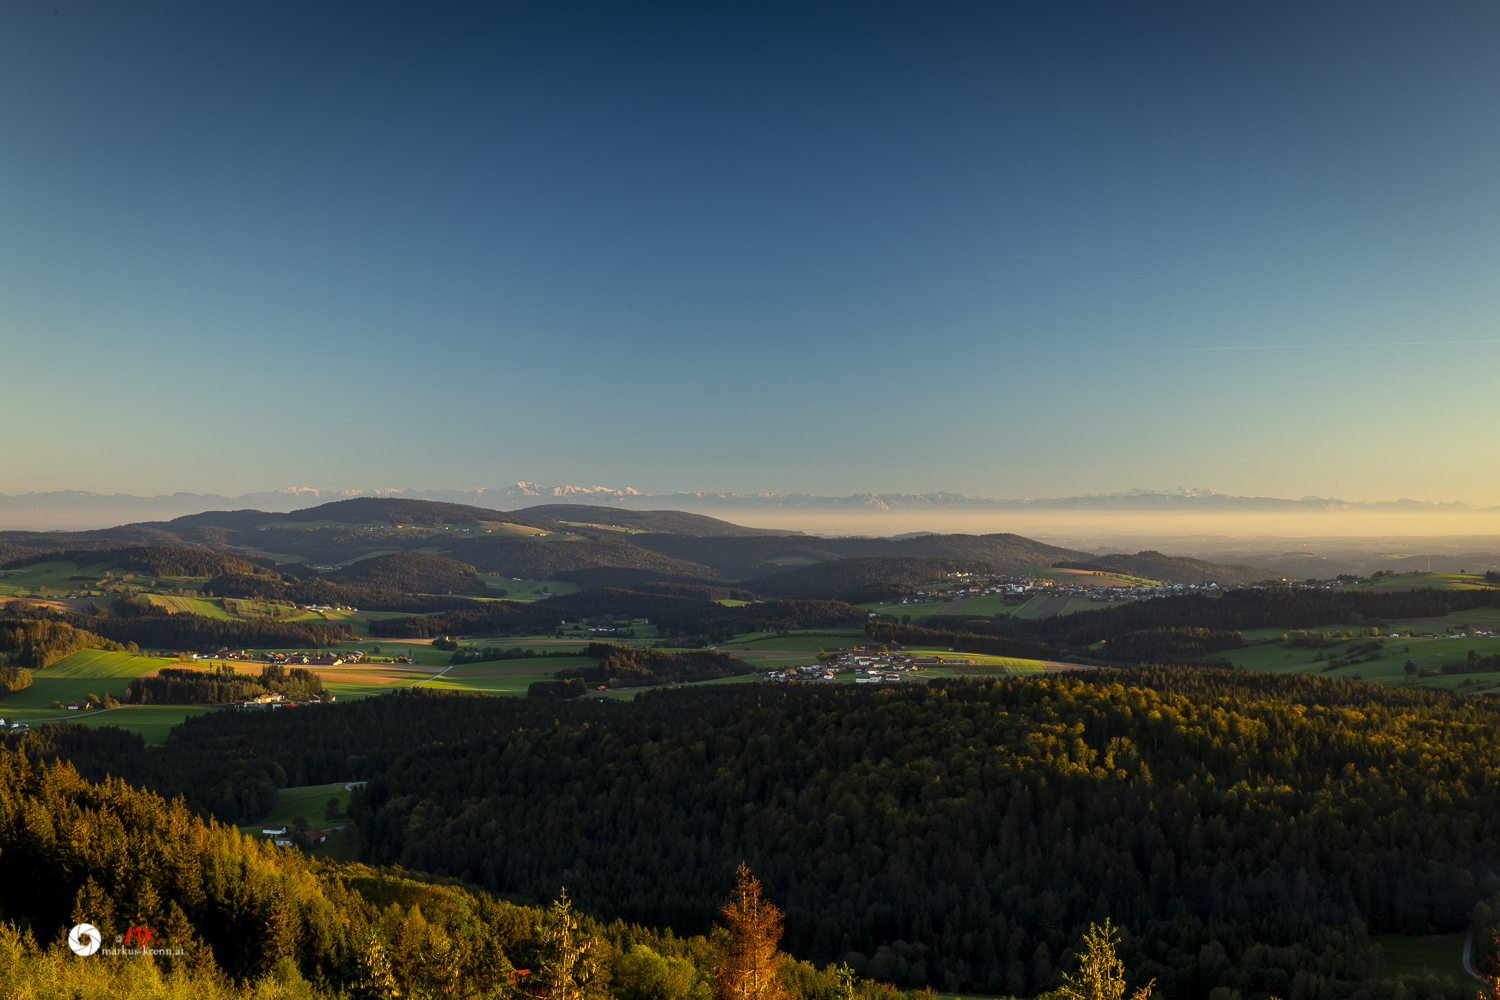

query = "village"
762;641;974;683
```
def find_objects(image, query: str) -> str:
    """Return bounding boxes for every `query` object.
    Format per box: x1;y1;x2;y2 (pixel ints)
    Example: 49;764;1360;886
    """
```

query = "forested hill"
749;556;997;601
626;532;1093;578
971;585;1500;646
320;550;488;594
22;672;1499;999
352;672;1500;998
0;498;1295;592
0;735;925;1000
1;545;277;577
1055;549;1277;586
443;534;718;579
517;503;791;536
273;495;552;527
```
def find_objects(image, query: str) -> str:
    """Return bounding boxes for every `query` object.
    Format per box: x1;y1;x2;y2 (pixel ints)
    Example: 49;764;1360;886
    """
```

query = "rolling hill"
628;532;1092;578
516;503;792;536
749;556;999;600
1054;550;1278;586
320;551;489;594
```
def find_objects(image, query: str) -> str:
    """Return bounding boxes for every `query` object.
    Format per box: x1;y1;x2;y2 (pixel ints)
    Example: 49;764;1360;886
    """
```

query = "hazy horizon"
7;482;1500;544
5;3;1499;503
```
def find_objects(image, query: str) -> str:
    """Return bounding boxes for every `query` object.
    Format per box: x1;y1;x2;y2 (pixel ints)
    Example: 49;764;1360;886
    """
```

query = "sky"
2;1;1498;503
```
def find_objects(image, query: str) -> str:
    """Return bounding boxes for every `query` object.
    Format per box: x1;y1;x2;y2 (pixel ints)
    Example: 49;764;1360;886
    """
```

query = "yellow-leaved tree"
714;863;791;1000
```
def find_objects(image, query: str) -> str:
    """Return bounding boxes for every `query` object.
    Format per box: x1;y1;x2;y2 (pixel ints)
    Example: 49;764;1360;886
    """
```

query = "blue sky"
3;2;1497;502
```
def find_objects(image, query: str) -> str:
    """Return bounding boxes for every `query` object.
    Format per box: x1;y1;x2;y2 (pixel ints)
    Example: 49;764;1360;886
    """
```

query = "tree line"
749;558;998;602
125;662;325;705
1093;627;1246;664
624;533;1084;581
368;590;866;640
973;586;1500;646
1052;550;1276;587
865;622;1062;661
0;614;135;668
29;595;356;651
204;570;485;613
554;643;755;688
453;645;585;664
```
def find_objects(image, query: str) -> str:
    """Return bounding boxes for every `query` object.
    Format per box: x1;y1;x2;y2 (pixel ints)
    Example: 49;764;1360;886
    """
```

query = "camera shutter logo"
68;923;102;957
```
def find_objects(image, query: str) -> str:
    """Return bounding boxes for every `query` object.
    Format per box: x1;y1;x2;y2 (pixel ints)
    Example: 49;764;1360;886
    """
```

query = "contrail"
1062;339;1500;356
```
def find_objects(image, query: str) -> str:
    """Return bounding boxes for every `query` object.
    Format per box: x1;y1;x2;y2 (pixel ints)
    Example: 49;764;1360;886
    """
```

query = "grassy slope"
146;594;232;617
0;560;98;597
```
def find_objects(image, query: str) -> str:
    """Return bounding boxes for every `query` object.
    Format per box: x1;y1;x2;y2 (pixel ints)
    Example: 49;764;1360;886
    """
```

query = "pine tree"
1044;920;1153;1000
524;890;612;1000
714;864;791;1000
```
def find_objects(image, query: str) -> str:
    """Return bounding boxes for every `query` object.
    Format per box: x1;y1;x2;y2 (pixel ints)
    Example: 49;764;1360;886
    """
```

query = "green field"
0;560;105;597
1009;594;1054;620
71;705;217;745
1344;572;1496;592
1031;568;1159;587
1217;630;1500;691
42;648;155;678
949;658;1049;675
722;635;855;652
0;650;202;741
0;650;157;722
940;594;1016;617
222;597;312;621
146;593;232;617
236;781;362;863
476;577;581;601
1373;933;1474;989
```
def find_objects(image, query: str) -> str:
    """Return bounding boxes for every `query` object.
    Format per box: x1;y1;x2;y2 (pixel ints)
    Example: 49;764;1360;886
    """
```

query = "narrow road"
1464;926;1487;983
408;665;453;689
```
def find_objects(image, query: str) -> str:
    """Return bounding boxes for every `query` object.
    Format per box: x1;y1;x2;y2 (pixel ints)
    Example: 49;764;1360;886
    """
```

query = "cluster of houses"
234;691;335;710
763;643;973;683
188;649;364;666
892;573;1144;607
0;718;30;733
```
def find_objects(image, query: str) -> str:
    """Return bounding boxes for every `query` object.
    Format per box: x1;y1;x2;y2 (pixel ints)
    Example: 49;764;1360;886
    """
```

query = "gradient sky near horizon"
3;1;1498;503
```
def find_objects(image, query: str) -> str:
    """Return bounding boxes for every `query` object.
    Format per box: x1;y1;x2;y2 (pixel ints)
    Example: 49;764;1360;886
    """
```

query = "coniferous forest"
7;672;1500;1000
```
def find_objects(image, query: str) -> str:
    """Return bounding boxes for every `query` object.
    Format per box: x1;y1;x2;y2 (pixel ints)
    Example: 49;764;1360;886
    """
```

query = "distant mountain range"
0;484;1491;530
0;495;1280;590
